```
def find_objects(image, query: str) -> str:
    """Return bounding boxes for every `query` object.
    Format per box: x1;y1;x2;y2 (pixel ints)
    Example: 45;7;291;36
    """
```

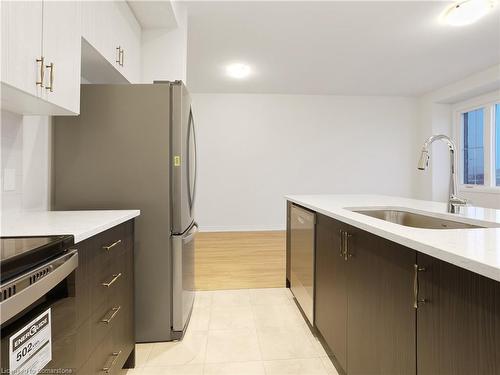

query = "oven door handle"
0;250;78;325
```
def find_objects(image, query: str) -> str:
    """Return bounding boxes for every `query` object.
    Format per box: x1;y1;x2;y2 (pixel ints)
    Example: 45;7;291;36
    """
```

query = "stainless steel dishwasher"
290;204;315;325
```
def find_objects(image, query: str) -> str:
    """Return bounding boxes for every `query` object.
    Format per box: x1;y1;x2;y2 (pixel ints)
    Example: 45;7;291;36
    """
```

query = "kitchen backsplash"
1;110;51;214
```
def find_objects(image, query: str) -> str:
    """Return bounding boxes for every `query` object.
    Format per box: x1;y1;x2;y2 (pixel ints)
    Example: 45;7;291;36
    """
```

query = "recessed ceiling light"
443;0;498;26
226;63;251;79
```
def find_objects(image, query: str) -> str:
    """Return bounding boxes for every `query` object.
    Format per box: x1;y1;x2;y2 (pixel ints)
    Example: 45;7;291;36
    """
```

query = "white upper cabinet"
81;1;114;66
82;1;141;83
1;0;142;115
42;1;82;114
1;1;44;108
1;0;81;115
114;2;141;83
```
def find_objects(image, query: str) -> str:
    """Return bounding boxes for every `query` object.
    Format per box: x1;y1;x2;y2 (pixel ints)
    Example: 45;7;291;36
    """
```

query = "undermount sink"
351;209;485;229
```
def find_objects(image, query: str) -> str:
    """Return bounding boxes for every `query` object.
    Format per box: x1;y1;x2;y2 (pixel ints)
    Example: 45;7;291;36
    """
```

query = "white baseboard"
198;225;285;232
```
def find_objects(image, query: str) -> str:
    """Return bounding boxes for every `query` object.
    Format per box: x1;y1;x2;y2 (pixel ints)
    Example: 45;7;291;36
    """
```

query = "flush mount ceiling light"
225;63;251;79
442;0;498;26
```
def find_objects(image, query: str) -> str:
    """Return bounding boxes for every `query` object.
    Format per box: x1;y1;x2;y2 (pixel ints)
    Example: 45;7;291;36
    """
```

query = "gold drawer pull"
103;239;121;251
102;350;122;373
102;273;122;288
101;305;121;324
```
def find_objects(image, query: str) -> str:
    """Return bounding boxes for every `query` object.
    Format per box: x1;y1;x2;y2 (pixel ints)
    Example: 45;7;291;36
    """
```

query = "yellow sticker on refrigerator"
174;156;181;167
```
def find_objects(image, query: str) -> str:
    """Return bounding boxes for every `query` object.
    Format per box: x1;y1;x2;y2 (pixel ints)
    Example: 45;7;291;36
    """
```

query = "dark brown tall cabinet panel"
315;214;348;373
417;253;500;375
346;229;416;375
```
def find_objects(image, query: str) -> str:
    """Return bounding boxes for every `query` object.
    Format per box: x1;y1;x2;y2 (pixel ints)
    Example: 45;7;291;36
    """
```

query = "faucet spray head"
417;149;430;170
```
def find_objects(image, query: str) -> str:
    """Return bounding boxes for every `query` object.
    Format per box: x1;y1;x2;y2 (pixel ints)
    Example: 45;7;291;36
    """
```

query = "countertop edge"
1;210;141;244
73;210;141;243
286;196;500;283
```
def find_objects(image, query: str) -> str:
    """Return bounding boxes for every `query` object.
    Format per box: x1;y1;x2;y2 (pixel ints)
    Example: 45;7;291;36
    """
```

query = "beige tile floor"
121;288;340;375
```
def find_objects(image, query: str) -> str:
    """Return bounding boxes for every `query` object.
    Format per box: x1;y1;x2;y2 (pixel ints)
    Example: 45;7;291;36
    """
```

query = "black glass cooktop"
0;235;74;283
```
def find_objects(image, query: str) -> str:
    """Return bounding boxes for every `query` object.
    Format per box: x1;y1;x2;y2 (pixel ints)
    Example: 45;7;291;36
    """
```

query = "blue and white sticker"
9;308;52;374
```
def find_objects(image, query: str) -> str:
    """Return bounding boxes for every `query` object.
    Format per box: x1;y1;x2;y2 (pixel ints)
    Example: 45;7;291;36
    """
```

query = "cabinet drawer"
93;223;126;254
88;305;131;374
111;303;134;373
91;229;126;279
91;300;123;350
89;330;113;374
91;255;126;313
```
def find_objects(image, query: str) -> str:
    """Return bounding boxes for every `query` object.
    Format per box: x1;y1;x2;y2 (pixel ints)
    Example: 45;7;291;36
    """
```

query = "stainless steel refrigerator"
52;82;197;342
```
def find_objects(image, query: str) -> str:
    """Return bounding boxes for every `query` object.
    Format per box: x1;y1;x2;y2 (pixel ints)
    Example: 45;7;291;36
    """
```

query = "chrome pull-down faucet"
417;134;468;214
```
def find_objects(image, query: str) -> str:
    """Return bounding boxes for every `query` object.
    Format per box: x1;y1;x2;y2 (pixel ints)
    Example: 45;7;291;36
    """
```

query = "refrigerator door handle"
183;222;199;244
187;109;198;212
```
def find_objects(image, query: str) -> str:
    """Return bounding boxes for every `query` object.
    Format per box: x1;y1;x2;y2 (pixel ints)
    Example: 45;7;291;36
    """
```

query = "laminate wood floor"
194;231;286;290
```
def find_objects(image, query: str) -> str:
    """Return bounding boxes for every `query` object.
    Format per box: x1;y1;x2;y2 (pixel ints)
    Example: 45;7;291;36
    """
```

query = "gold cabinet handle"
119;48;124;66
102;273;122;288
45;63;54;92
116;46;121;64
102;350;122;373
339;230;344;258
101;305;121;324
102;239;121;251
413;264;427;309
36;57;44;86
343;232;352;261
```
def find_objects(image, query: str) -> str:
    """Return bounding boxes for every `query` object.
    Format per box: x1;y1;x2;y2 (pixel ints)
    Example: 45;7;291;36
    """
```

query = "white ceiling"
186;1;500;96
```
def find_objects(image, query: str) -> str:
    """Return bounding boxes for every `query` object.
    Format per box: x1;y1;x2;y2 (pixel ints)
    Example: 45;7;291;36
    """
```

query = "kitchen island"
286;195;500;375
1;210;140;374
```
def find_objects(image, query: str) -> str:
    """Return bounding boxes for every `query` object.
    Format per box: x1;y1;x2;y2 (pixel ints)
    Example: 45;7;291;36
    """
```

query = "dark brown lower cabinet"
315;214;348;372
314;213;416;375
346;228;416;375
294;206;500;375
417;253;500;375
75;220;135;374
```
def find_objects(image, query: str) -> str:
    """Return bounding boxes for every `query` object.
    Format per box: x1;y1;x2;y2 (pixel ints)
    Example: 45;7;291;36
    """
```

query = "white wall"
1;110;51;215
415;100;453;202
192;94;420;231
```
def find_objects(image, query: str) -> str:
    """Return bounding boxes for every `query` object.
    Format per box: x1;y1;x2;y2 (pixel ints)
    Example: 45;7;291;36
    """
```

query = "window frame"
453;91;500;194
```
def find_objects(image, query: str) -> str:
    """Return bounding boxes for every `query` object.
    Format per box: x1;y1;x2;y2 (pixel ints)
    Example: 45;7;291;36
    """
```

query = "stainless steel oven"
0;236;78;374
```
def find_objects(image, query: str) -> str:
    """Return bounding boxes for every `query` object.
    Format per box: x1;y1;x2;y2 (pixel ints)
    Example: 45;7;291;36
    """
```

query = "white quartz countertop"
1;210;140;243
286;194;500;282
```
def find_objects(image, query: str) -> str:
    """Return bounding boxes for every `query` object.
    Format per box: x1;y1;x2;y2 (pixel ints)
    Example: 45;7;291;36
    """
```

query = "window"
457;98;500;191
462;108;484;185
